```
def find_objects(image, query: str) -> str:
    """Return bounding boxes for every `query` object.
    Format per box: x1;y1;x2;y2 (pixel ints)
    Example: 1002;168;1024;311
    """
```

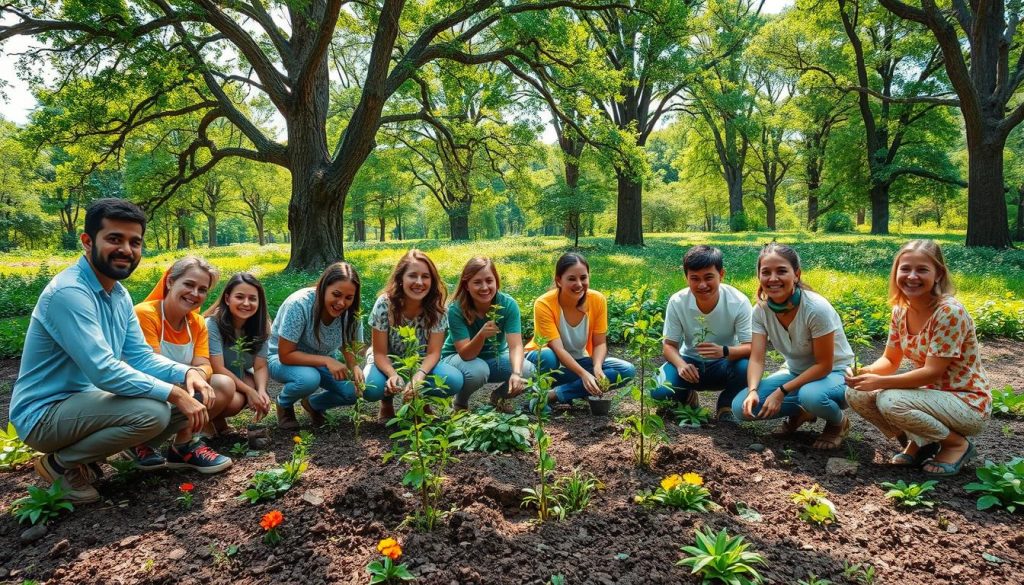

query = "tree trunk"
963;137;1013;247
378;216;386;242
614;172;644;245
869;184;890;234
287;174;346;269
764;189;777;231
353;219;366;242
207;214;217;248
726;169;744;225
449;205;470;241
1015;185;1024;242
857;208;865;225
256;217;266;246
807;192;819;231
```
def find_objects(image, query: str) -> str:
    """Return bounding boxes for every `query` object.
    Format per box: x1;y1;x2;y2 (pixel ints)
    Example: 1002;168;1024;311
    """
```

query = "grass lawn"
0;232;1022;357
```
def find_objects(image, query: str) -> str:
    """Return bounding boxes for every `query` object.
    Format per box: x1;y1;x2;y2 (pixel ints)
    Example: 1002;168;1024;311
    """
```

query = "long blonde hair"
888;239;955;307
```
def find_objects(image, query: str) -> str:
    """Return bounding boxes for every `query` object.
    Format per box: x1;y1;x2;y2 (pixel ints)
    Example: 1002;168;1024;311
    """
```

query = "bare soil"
0;341;1022;585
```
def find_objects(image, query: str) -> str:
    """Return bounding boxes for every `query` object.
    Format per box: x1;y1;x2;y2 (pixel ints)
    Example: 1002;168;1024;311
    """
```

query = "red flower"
179;483;195;492
261;510;284;531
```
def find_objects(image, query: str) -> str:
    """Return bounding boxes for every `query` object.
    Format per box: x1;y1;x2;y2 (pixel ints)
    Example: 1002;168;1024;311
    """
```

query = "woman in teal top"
441;257;534;411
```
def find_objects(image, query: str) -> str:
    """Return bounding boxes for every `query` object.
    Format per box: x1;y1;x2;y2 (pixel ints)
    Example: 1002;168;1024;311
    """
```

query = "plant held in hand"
367;537;415;584
177;482;195;509
11;484;74;525
260;510;284;545
677;526;765;585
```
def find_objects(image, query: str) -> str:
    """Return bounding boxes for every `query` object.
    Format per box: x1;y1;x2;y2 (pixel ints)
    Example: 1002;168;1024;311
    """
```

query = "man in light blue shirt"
11;199;213;503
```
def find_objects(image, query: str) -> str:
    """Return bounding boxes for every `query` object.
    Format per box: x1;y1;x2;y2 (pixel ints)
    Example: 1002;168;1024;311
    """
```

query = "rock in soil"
748;442;766;452
19;524;46;544
47;538;69;557
825;457;859;476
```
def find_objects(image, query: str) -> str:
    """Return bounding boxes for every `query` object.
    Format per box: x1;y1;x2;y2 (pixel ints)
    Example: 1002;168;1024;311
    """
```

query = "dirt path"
0;341;1021;584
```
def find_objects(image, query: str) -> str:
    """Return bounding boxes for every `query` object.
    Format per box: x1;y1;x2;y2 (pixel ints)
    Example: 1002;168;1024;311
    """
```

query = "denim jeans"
269;357;385;412
364;361;464;399
525;348;636;403
441;353;536;408
653;357;749;412
731;369;849;425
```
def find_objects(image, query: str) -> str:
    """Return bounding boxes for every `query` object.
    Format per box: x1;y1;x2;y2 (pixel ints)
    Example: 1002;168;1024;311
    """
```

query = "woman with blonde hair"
441;257;534;412
845;239;990;476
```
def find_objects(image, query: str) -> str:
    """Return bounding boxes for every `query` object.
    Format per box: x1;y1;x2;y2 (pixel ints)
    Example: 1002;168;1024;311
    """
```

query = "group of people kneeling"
10;199;992;506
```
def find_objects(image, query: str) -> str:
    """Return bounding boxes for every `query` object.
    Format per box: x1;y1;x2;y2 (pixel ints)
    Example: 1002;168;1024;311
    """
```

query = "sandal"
889;442;940;467
771;410;817;438
923;440;976;477
812;415;850;450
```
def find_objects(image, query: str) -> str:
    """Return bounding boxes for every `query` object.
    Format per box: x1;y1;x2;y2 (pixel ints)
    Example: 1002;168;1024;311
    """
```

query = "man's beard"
91;246;140;281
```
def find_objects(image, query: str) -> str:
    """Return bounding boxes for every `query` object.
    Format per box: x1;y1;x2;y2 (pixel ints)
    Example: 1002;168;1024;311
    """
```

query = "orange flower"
293;435;303;444
261;510;284;531
179;483;195;492
377;537;402;560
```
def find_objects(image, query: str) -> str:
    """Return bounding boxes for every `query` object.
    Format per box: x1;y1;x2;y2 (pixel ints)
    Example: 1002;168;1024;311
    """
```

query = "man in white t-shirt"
654;246;752;421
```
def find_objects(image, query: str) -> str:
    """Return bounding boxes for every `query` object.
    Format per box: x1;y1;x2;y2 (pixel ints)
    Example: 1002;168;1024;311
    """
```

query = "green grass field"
0;232;1022;358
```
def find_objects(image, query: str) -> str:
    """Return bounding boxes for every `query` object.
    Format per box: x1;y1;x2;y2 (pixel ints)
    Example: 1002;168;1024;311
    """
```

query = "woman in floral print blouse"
845;240;990;476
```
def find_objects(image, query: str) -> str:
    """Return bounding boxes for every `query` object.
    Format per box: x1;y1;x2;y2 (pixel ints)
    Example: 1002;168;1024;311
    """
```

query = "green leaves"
881;480;938;508
11;484;74;525
991;386;1024;417
0;422;36;470
450;409;531;454
677;527;765;585
791;484;838;526
964;458;1024;513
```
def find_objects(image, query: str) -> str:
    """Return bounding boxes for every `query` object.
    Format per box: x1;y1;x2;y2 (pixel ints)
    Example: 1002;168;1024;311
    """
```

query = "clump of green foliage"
964;457;1024;513
239;432;312;504
635;473;713;512
677;527;765;585
791;484;837;526
554;468;601;516
0;422;36;470
881;480;938;508
991;385;1024;417
450;409;531;453
842;561;876;585
11;484;74;525
670;403;713;427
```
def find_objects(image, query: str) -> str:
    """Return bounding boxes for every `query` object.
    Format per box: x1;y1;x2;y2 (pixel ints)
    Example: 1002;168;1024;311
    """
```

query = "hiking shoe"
716;407;738;424
276;403;300;431
83;461;105;483
125;444;167;470
166;442;233;474
300;397;326;428
34;454;101;504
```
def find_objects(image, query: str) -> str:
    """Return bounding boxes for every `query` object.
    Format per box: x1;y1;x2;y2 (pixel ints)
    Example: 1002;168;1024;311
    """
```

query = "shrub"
820;211;854;233
729;211;751;232
964;457;1024;513
677;527;765;585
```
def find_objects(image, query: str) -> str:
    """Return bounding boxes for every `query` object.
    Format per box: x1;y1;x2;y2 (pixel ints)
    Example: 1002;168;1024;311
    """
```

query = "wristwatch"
721;345;730;358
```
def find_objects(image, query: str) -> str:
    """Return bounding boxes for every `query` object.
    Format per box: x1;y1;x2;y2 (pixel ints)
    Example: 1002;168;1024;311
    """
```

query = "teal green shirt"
441;291;522;360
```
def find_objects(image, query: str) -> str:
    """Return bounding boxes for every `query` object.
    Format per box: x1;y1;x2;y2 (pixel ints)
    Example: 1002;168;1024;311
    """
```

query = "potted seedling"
587;376;613;416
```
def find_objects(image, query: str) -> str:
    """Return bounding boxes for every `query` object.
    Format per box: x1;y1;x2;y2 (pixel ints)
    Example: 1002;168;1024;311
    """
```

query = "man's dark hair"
683;245;724;273
84;198;147;240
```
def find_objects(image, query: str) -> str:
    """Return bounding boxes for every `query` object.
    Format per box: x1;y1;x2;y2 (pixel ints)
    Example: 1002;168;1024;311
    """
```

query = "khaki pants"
25;391;186;467
845;388;987;446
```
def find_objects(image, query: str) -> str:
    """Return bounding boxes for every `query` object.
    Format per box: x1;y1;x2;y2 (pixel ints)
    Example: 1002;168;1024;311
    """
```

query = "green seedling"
791;484;837;526
677;527;765;585
11;483;74;525
521;334;564;523
635;472;713;512
450;409;531;454
239;434;312;504
842;561;876;585
619;286;668;467
881;480;938;508
964;457;1024;513
554;468;601;516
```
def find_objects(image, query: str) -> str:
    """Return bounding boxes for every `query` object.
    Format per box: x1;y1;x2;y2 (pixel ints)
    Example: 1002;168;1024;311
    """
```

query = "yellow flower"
661;474;683;491
682;472;704;486
293;436;303;444
377;537;402;560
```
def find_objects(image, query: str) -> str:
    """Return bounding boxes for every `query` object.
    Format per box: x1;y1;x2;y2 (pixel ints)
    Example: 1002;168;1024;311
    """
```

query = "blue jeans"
525;348;635;403
731;369;849;425
268;357;385;412
653;357;750;412
364;361;464;399
441;353;536;408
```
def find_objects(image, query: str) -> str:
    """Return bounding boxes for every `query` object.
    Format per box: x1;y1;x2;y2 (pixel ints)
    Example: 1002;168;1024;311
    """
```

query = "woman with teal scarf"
732;243;855;450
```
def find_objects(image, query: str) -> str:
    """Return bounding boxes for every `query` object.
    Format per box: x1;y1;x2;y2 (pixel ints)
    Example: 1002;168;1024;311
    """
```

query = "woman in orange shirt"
526;253;635;407
127;257;233;474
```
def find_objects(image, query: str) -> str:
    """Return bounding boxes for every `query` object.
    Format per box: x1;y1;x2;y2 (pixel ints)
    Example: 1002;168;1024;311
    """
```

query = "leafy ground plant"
450;408;531;453
554;468;601;515
11;484;74;525
796;575;832;585
964;457;1024;513
991;385;1024;417
791;484;837;526
239;434;312;504
842;561;876;585
635;472;713;512
0;422;36;470
881;480;938;508
384;326;461;531
367;537;415;584
670;403;713;427
619;286;668;467
677;526;765;585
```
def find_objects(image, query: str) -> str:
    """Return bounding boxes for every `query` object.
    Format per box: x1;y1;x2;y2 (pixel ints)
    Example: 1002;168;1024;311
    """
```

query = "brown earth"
0;341;1022;585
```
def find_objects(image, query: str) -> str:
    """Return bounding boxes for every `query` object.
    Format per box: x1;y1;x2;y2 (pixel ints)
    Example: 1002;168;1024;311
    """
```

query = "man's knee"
132;399;173;436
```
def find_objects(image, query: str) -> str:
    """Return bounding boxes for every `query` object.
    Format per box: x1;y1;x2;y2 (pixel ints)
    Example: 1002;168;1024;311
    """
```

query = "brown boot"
378;397;396;421
300;398;326;428
276;403;300;431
